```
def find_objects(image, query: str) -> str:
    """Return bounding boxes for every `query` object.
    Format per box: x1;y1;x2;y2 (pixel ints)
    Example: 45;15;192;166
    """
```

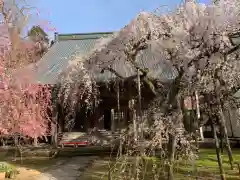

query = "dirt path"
12;156;97;180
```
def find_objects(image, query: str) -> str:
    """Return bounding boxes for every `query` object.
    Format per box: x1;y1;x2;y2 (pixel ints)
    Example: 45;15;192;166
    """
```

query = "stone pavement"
33;156;97;180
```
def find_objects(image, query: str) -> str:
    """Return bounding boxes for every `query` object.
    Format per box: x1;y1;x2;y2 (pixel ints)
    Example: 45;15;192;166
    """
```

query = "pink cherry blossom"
0;1;52;139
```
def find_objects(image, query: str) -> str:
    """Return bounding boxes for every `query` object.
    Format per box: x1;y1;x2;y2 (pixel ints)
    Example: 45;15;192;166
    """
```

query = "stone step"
58;132;89;147
58;130;123;147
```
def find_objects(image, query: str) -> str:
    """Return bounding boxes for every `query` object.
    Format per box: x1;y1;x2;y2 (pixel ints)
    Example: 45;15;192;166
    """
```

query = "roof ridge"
58;37;105;41
57;31;114;36
56;32;114;41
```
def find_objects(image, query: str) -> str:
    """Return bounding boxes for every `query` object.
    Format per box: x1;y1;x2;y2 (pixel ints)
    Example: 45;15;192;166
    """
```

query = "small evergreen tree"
28;26;49;57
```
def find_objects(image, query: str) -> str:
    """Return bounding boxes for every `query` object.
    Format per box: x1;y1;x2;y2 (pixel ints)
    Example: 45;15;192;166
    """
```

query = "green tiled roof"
89;47;177;83
31;32;113;84
33;30;177;84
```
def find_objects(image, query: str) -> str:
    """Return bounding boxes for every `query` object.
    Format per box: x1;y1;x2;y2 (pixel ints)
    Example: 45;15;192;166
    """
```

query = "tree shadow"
0;153;96;180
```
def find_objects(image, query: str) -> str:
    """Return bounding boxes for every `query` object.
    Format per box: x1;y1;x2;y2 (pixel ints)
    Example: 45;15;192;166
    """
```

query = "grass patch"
6;158;61;171
0;150;62;180
80;149;240;180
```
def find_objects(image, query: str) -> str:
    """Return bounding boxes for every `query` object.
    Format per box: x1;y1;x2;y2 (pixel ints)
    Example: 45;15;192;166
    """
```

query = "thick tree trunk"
132;109;140;179
214;78;234;169
206;93;226;180
1;137;5;147
137;68;145;157
211;117;226;180
33;137;38;147
199;126;204;141
220;127;224;153
51;108;59;147
14;136;19;160
219;108;234;169
162;70;184;180
167;134;177;180
167;95;182;180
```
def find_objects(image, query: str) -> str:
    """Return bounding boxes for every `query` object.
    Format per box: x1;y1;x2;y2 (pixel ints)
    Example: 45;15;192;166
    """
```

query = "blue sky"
34;0;211;39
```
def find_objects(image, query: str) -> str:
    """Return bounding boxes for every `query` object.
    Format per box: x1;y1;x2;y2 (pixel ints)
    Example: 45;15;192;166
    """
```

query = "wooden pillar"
226;108;234;138
99;114;104;129
124;107;128;127
94;108;104;129
51;123;57;147
116;80;120;129
58;105;64;133
111;109;115;133
51;111;58;147
128;99;135;130
116;79;123;155
133;109;137;142
84;110;90;132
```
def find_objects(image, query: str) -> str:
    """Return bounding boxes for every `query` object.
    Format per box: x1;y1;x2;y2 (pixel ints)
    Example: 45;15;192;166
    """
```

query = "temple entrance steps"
58;130;121;148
